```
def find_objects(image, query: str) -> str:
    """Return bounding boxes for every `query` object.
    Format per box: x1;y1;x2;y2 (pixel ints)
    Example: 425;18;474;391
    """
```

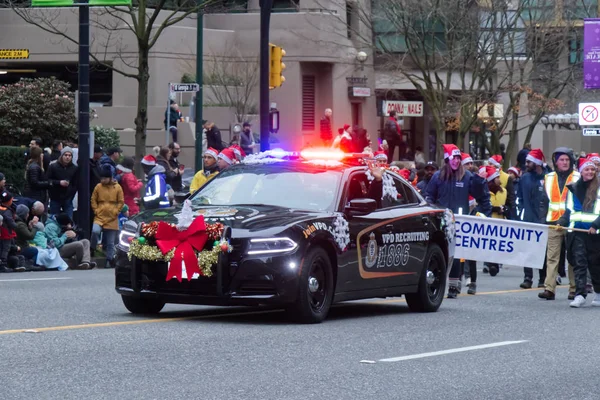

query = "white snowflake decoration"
382;173;398;200
365;169;375;182
328;214;350;251
242;150;289;165
176;199;195;230
442;209;456;244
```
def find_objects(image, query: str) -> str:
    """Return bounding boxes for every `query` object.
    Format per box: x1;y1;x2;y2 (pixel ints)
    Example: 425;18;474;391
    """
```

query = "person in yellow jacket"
190;147;220;194
483;166;508;276
91;165;124;268
488;154;517;219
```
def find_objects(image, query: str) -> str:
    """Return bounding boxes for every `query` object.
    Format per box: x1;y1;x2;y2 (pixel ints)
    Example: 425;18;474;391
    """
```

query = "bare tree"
180;44;259;124
4;0;219;175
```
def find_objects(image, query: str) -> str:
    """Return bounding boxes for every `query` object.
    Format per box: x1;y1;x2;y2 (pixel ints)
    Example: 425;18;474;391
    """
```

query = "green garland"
128;240;221;278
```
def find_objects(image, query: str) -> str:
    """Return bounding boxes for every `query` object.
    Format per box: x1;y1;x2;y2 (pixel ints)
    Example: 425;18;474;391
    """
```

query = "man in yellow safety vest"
538;147;579;300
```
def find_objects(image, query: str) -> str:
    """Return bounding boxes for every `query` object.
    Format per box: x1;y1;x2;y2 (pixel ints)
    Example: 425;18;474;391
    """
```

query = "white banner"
453;215;548;269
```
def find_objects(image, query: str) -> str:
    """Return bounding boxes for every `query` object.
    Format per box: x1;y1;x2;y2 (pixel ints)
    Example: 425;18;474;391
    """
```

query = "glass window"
381;173;420;208
191;165;341;212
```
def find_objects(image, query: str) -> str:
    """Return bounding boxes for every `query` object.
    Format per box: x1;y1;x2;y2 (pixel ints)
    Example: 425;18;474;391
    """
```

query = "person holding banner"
518;149;548;289
556;156;600;308
425;144;492;299
482;166;511;277
538;148;579;301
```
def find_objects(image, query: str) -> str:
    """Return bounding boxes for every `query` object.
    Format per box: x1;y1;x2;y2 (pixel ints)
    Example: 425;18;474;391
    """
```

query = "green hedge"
0;146;27;193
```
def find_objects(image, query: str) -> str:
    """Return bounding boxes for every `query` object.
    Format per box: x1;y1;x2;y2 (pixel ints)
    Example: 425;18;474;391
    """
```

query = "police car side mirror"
346;198;377;217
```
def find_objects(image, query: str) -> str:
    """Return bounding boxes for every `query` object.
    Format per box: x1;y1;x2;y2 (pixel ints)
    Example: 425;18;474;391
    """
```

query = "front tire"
121;295;165;314
405;244;446;312
288;247;334;324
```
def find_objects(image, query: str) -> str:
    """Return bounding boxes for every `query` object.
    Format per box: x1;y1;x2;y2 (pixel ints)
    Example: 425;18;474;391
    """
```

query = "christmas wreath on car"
127;201;232;282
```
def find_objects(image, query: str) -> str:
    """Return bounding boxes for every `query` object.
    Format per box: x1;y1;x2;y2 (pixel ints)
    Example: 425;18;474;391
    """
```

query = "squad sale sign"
453;215;548;269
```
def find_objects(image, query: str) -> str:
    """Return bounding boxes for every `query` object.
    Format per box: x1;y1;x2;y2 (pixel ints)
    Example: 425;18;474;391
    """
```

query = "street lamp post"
260;0;273;152
195;4;204;172
78;0;91;239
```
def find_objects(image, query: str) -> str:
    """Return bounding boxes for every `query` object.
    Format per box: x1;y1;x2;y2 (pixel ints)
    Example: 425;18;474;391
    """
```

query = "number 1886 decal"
365;233;410;269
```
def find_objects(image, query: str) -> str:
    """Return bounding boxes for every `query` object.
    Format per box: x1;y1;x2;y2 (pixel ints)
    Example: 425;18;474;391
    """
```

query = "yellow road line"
0;287;560;335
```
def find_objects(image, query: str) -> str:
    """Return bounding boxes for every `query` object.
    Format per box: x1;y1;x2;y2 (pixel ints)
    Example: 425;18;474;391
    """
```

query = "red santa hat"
141;154;156;166
230;144;246;161
488;154;503;168
343;124;351;131
374;151;388;162
398;168;411;181
218;148;236;165
469;196;476;207
588;153;600;163
204;147;219;161
578;156;597;173
485;166;500;182
479;165;486;173
443;144;461;160
507;166;521;177
526;149;545;166
461;152;473;165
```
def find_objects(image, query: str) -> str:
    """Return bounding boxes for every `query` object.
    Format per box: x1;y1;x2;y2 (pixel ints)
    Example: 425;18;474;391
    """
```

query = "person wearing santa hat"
142;157;169;209
517;148;548;289
488;154;517;219
217;148;237;171
425;144;492;299
141;154;157;176
556;156;600;308
189;148;220;194
373;151;388;167
230;144;246;162
331;124;353;152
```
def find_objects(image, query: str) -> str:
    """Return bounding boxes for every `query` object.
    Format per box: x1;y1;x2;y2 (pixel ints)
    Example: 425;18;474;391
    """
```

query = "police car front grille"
237;281;277;296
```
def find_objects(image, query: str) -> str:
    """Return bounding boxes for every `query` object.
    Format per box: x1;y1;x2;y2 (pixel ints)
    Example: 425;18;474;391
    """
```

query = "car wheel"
405;244;446;313
288;247;334;324
121;295;165;314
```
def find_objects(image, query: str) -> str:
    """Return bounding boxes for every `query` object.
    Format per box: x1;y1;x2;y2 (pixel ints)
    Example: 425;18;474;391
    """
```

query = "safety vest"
565;186;600;229
545;171;579;222
490;189;508;219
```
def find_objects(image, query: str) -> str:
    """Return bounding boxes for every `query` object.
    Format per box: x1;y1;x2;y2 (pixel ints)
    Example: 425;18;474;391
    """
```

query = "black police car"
115;151;455;323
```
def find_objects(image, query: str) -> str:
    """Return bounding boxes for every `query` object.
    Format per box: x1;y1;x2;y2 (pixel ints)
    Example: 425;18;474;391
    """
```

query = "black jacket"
90;158;102;195
23;161;50;203
168;156;183;191
206;127;224;151
156;156;177;189
382;117;401;142
47;160;79;201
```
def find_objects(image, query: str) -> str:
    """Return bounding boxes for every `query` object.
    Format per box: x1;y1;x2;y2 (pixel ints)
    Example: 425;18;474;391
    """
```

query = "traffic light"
269;43;286;89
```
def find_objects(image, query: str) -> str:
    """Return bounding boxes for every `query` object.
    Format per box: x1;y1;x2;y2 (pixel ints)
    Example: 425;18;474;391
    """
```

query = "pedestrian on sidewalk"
424;144;492;298
557;156;600;308
91;165;124;269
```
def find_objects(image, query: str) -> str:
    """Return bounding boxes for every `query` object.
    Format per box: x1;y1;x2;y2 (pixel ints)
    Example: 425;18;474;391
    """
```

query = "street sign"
583;128;600;136
0;49;29;59
170;83;200;92
578;103;600;125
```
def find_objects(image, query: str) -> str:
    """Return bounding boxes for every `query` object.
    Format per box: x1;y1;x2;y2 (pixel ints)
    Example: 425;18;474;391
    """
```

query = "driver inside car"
347;165;384;208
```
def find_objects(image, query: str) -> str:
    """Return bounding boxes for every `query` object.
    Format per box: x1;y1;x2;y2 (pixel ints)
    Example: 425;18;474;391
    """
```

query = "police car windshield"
190;164;341;212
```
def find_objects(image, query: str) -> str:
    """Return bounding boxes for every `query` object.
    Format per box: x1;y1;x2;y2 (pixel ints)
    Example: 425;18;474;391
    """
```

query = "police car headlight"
247;237;298;255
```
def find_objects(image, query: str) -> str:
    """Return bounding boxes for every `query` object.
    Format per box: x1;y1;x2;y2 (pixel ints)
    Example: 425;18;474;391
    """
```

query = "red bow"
155;216;208;282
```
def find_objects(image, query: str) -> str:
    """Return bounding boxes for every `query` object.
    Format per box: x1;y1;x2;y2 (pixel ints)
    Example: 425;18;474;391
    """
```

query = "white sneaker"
570;295;586;308
592;293;600;307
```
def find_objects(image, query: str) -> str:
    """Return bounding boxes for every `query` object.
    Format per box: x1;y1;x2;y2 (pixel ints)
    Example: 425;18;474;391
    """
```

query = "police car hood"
130;204;321;237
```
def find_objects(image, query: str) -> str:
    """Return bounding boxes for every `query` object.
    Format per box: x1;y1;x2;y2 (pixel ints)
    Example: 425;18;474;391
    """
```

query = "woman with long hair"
557;156;600;308
425;144;492;298
23;146;50;206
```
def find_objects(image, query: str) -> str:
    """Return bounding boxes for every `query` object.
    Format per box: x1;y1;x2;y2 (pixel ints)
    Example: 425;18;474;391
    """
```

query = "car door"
369;172;429;287
336;170;397;292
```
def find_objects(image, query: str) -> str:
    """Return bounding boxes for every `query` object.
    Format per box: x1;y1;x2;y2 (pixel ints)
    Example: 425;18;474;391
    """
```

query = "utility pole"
195;5;204;172
78;0;91;239
260;0;273;152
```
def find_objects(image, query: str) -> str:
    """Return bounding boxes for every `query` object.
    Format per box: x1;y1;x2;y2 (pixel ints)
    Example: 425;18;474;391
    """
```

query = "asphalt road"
1;265;599;400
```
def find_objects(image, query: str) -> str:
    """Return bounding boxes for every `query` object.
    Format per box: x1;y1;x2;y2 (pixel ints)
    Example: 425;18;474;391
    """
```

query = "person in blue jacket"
425;144;492;299
143;165;170;209
517;148;548;289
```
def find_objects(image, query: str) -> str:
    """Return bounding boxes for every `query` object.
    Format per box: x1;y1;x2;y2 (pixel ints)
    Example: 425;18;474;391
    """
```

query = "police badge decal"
365;232;378;268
